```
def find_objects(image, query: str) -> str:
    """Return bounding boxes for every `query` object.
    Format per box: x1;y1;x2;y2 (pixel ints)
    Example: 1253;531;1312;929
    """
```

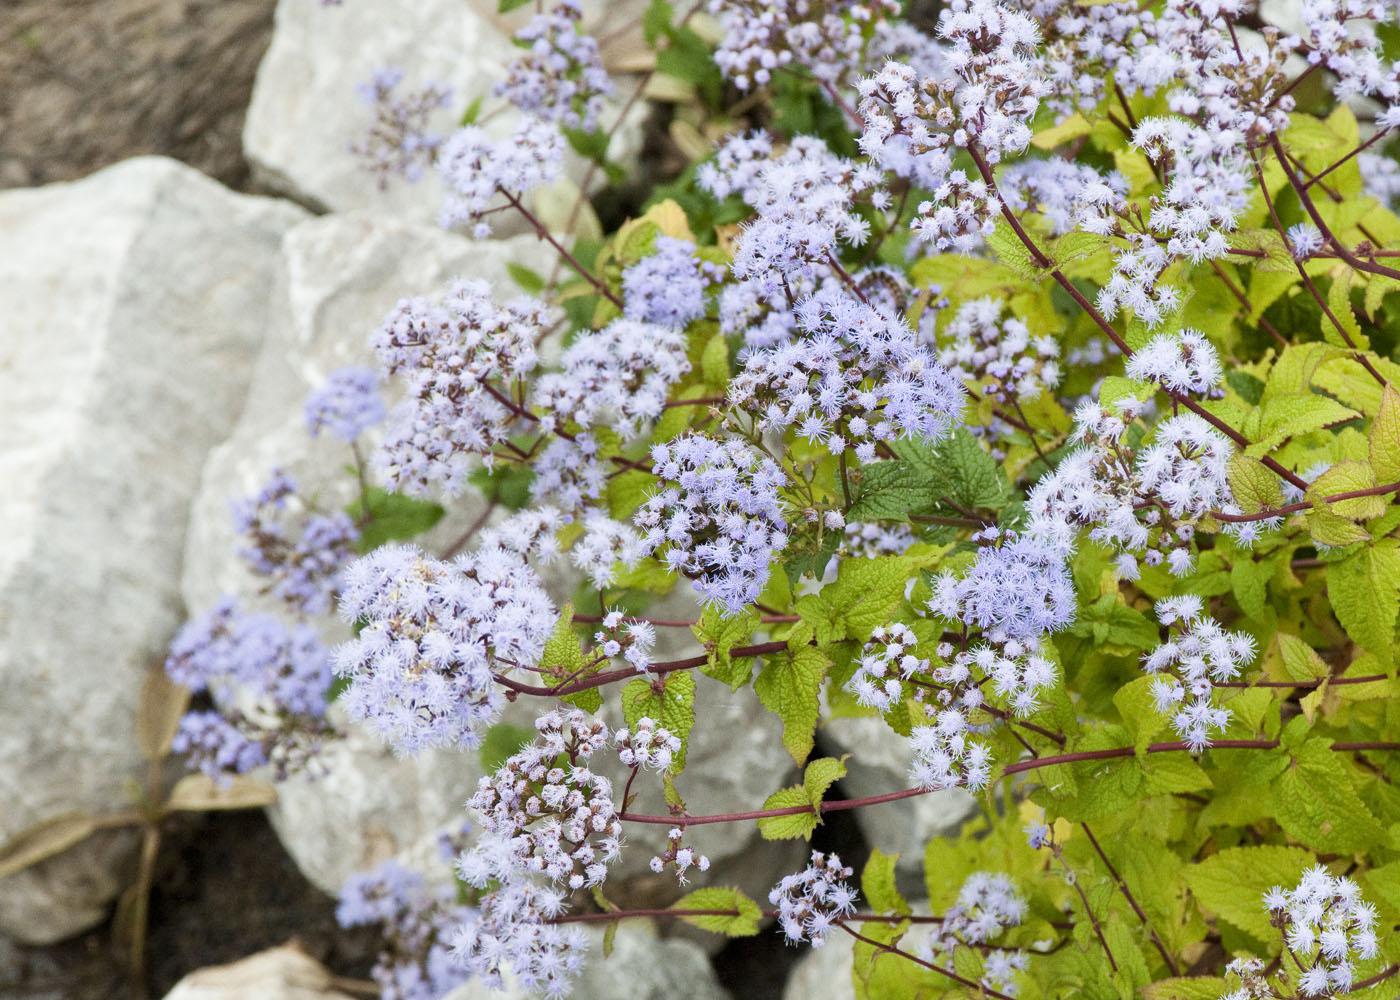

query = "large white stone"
162;944;353;1000
782;932;856;1000
821;715;976;885
444;923;730;1000
244;0;648;225
179;212;556;893
0;157;306;944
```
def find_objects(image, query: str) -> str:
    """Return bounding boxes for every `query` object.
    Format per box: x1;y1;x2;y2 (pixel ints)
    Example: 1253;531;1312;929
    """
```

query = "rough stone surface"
179;212;555;894
0;157;306;945
243;0;648;224
780;930;856;1000
444;923;731;1000
0;0;275;190
162;944;352;1000
821;715;976;886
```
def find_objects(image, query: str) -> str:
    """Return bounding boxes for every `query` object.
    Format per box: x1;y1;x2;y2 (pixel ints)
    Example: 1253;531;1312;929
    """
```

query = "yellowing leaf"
670;887;762;936
1370;384;1400;483
1226;454;1283;514
166;773;278;812
1307;460;1385;521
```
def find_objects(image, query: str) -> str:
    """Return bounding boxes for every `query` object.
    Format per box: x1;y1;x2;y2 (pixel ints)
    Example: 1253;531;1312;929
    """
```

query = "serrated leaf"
1113;675;1168;751
1330;539;1400;668
1308;506;1372;547
692;605;760;689
1325;272;1369;349
754;646;829;765
670;887;762;936
1185;845;1314;942
861;849;908;915
540;606;603;713
756;785;818;840
1275;739;1385;852
802;755;848;809
1308;460;1385;521
347;488;446;552
166;773;278;812
621;671;696;771
1226;454;1284;514
1143;978;1230;1000
1272;632;1330;681
1370;384;1400;483
1245;394;1360;457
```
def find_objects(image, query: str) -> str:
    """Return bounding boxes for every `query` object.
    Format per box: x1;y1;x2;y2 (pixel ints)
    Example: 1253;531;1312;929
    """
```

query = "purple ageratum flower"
632;433;789;614
333;543;555;755
620;237;725;329
230;470;358;617
165;598;333;717
172;711;268;781
495;0;612;132
305;366;386;444
351;67;452;190
437;116;564;238
338;860;472;1000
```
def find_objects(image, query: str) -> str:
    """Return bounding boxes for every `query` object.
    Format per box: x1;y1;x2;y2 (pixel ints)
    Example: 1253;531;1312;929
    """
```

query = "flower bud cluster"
770;851;859;947
844;622;927;713
919;872;1028;994
1264;866;1380;996
1144;596;1256;751
648;826;711;885
496;1;612;131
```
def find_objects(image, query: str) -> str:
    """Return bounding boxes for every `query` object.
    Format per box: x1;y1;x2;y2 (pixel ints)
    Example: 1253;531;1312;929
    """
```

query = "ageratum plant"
161;0;1400;996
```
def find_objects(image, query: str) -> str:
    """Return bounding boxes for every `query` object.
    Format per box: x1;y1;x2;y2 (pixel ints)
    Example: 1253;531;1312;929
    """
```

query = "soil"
0;0;276;190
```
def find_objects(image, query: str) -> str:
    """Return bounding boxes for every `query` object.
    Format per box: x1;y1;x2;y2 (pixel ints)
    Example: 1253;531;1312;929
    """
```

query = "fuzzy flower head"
533;318;692;441
496;1;612;131
844;622;928;713
928;524;1076;644
1144;594;1257;750
633;434;789;614
337;860;471;1000
466;709;622;892
648;825;711;885
770;851;859;947
728;287;965;465
229;469;359;617
350;68;452;189
372;279;552;498
1124;329;1223;397
908;702;991;791
920;872;1028;996
621;236;725;328
710;0;901;91
165;600;334;781
1265;866;1380;996
304;366;387;444
937;297;1062;433
438;116;564;237
333;543;555;754
569;511;647;591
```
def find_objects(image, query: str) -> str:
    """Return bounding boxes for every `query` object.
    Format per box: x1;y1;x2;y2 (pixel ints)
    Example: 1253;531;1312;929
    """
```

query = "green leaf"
1114;675;1168;751
1370;384;1400;483
506;262;546;295
1143;979;1230;1000
670;887;762;936
692;605;760;689
497;0;531;11
1308;460;1385;521
700;332;729;388
1244;394;1360;457
1185;845;1315;942
347;488;446;552
847;459;938;521
1325;272;1368;349
1226;454;1284;514
861;849;909;915
756;785;818;840
1069;594;1159;651
802;755;848;809
621;671;696;771
478;722;533;773
539;606;602;713
1274;632;1330;681
1274;739;1386;853
754;646;829;765
1330;539;1400;668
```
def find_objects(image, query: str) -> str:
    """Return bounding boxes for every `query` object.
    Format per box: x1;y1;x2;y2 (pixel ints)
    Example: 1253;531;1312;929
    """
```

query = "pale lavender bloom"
770;851;859;947
305;366;386;443
621;237;724;328
351;67;452;189
438;117;564;237
919;873;1028;995
496;0;612;131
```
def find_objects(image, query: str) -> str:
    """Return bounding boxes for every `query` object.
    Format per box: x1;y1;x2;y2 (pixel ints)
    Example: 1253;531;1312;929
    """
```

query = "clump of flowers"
1263;866;1380;996
371;279;552;497
337;860;471;1000
710;0;900;91
727;288;966;463
1124;329;1223;397
770;850;859;947
1144;595;1256;751
633;433;789;613
844;622;927;713
648;826;710;884
496;1;611;132
350;68;452;189
304;365;386;444
333;543;555;754
230;470;359;616
165;599;335;781
467;709;621;890
621;236;725;328
437;117;564;237
919;872;1028;994
937;297;1061;422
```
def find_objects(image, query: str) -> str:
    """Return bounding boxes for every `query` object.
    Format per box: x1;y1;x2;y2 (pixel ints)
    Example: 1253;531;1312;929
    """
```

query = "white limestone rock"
243;0;649;225
162;944;353;1000
0;157;306;944
782;931;856;1000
